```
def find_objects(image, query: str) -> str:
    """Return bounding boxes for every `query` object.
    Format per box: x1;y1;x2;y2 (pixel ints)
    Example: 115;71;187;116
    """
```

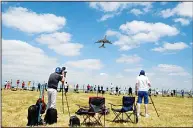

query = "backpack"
44;108;57;124
69;115;80;127
27;105;39;126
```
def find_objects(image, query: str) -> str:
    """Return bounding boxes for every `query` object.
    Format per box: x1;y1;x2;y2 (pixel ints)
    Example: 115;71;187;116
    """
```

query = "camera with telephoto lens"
61;67;67;77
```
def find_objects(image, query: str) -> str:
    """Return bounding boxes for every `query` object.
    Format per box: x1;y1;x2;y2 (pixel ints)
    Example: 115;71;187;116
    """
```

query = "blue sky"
2;2;192;90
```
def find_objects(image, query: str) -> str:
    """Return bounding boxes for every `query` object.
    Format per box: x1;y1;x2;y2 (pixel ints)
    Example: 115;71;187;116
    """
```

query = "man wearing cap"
47;67;65;109
136;70;151;118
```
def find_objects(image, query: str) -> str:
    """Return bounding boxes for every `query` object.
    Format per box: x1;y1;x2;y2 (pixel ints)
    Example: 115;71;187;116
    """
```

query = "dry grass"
2;90;193;127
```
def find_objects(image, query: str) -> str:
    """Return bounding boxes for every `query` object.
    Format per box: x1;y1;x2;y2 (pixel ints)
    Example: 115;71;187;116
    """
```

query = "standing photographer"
136;70;151;118
47;67;65;109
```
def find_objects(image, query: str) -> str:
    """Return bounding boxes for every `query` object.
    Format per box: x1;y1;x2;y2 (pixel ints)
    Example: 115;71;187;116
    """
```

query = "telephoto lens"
62;67;66;71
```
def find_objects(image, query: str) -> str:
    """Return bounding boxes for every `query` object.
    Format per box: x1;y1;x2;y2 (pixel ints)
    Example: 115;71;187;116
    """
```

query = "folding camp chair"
109;96;138;123
75;97;106;126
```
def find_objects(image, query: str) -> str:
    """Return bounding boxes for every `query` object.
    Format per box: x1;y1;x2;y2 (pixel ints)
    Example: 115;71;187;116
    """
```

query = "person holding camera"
47;67;65;109
136;70;151;118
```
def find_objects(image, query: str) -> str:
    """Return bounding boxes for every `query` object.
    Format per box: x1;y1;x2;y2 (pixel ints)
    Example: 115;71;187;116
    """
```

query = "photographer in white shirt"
135;70;151;118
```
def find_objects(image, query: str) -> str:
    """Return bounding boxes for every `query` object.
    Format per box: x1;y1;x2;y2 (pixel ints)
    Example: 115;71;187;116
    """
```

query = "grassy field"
2;89;193;127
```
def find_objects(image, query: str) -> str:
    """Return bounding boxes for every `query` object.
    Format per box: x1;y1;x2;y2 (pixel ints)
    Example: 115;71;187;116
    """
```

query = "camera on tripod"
148;88;152;96
61;67;67;77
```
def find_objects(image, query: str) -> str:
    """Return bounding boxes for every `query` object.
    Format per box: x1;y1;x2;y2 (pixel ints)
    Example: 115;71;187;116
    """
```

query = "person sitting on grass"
136;70;151;118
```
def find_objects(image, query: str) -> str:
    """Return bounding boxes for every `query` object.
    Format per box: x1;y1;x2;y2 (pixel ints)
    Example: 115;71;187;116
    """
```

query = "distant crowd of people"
3;80;192;98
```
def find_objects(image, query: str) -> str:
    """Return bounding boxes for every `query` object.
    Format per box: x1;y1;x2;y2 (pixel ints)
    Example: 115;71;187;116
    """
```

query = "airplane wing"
95;39;104;43
105;40;112;44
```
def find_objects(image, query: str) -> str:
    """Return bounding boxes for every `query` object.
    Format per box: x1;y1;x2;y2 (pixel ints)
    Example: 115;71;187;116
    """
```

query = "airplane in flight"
95;35;112;48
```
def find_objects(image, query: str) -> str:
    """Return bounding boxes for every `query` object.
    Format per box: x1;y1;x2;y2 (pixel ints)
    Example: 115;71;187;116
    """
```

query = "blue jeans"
137;91;149;104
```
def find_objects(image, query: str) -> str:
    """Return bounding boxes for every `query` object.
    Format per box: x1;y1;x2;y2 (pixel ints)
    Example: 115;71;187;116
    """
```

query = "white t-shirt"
136;75;150;91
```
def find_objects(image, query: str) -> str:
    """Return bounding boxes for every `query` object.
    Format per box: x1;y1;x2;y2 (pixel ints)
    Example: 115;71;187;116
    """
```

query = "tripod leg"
65;93;70;117
149;96;159;117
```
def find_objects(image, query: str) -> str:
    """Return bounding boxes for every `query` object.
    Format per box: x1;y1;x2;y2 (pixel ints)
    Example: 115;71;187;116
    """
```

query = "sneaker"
145;114;150;118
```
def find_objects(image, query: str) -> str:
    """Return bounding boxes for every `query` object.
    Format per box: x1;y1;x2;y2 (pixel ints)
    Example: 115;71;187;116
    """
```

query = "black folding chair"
109;96;138;123
75;97;107;126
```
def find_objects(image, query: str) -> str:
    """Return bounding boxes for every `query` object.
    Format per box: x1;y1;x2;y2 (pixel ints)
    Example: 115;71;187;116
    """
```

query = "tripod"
149;95;159;117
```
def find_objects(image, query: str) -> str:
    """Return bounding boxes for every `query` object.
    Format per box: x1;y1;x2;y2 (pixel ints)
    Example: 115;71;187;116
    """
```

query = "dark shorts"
137;91;149;104
65;88;68;92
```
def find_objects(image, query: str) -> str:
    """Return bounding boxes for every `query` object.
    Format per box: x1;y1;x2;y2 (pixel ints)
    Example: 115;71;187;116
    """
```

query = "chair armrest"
76;104;89;108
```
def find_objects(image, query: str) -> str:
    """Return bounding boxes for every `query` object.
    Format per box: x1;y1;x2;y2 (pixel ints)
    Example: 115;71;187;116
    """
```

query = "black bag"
27;105;39;126
44;108;57;124
69;115;80;127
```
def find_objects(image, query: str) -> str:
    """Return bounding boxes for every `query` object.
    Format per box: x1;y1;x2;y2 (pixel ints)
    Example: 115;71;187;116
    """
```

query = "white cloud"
100;73;108;76
157;64;184;72
130;8;143;16
156;64;190;76
89;2;128;12
116;54;141;64
99;13;116;21
2;7;66;33
174;18;190;26
160;2;193;18
146;72;155;77
119;21;179;36
152;42;189;52
106;20;179;51
1;39;105;86
115;73;124;78
65;59;104;70
2;39;59;83
106;30;121;37
160;9;175;18
169;72;190;76
2;40;113;87
36;32;83;56
89;2;153;21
